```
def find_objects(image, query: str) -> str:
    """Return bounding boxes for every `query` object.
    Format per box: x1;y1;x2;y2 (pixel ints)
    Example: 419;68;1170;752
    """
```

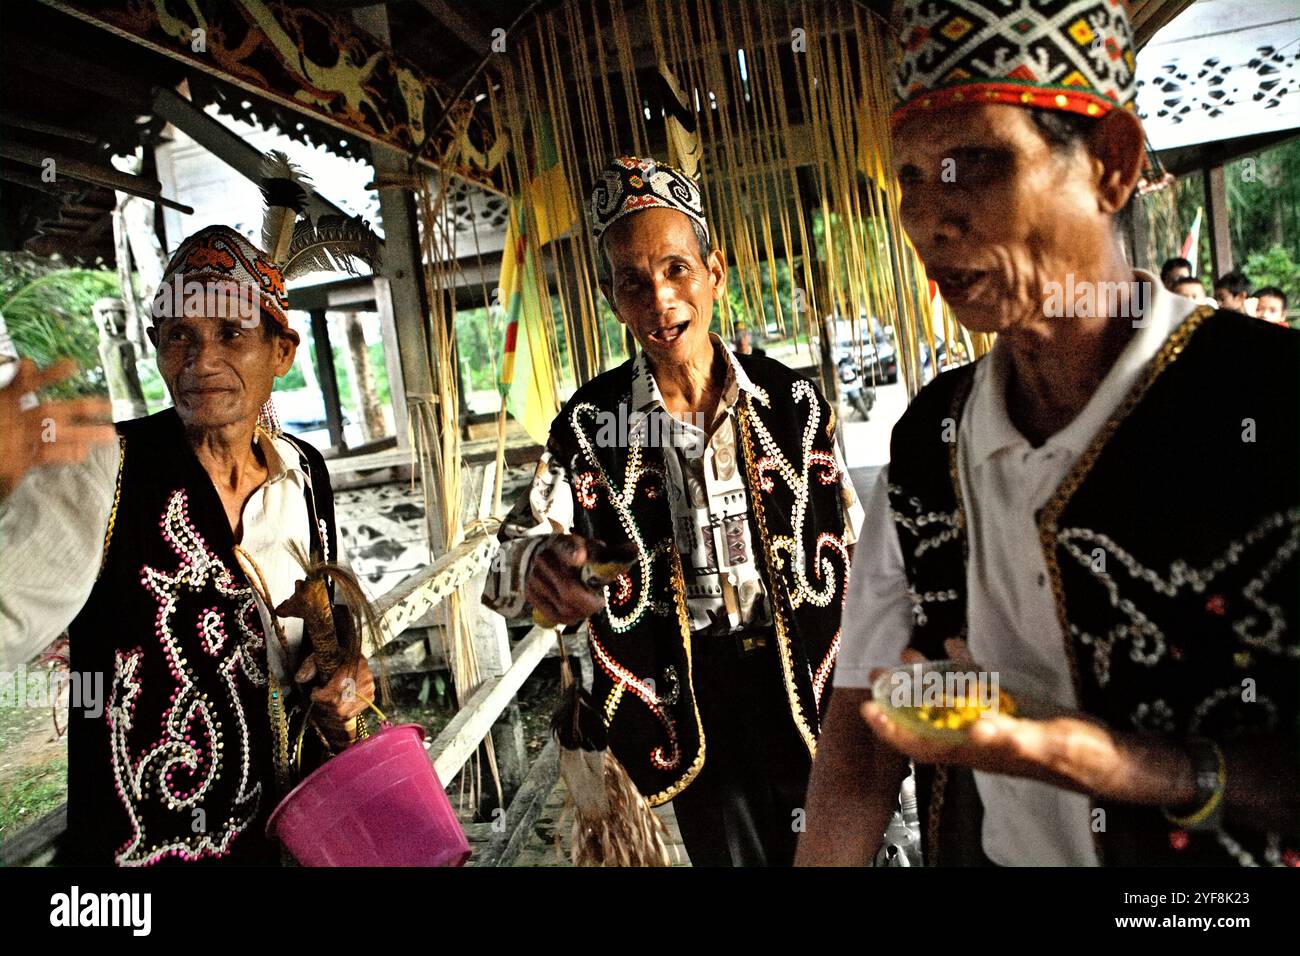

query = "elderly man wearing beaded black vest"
0;225;374;866
799;0;1298;867
484;156;863;866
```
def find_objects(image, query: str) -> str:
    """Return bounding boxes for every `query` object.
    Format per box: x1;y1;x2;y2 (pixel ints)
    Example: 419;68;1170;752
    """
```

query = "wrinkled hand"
861;639;1131;799
0;359;115;501
525;534;606;628
296;653;375;749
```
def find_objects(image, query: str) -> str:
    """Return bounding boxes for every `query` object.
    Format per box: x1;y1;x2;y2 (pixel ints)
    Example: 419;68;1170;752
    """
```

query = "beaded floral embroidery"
590;631;681;771
889;485;962;558
567;398;687;775
108;490;266;866
563;365;848;790
738;381;849;751
746;380;847;612
1060;507;1300;689
569;400;673;633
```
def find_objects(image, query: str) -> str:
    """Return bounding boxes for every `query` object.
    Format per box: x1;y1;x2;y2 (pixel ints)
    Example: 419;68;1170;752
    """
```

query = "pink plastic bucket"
267;723;470;867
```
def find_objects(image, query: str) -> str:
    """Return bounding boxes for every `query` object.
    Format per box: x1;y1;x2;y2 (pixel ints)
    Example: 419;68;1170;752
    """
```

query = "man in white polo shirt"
797;0;1299;867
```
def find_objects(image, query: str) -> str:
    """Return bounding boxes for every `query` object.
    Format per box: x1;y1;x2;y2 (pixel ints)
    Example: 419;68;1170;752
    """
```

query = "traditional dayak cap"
588;156;708;243
153;224;297;342
151;152;380;346
891;0;1138;126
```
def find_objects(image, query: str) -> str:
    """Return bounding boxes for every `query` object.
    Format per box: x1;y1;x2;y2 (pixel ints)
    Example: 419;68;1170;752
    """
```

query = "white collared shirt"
0;427;315;682
232;432;313;682
834;271;1201;866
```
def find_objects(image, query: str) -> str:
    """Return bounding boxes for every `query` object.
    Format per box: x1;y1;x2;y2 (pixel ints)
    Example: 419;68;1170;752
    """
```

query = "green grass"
0;759;67;840
0;677;70;842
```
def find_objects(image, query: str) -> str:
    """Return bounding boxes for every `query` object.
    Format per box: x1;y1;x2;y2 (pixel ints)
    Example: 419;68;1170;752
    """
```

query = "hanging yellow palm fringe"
409;162;506;815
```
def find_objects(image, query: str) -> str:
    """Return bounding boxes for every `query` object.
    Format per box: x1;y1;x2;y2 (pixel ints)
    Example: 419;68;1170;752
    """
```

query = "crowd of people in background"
1159;256;1291;326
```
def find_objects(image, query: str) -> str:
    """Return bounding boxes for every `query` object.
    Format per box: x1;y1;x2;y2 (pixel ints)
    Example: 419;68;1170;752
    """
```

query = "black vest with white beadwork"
62;409;337;866
888;309;1300;866
546;353;849;803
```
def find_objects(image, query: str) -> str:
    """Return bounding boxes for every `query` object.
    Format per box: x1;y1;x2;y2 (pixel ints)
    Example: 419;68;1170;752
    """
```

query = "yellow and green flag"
527;113;577;245
497;114;572;444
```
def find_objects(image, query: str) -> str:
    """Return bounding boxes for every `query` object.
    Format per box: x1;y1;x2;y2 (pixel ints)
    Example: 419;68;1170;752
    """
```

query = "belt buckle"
735;632;768;657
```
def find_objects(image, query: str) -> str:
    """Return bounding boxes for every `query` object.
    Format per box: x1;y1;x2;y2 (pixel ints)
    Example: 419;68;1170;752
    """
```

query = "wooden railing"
369;532;560;785
0;531;558;866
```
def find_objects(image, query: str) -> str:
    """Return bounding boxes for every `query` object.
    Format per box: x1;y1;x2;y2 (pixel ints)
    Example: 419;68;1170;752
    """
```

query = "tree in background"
1141;136;1299;306
1243;245;1300;317
0;253;117;399
1226;139;1300;266
1227;138;1300;315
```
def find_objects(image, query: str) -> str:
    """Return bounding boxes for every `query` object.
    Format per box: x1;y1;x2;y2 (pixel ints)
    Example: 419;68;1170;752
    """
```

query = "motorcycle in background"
838;353;874;421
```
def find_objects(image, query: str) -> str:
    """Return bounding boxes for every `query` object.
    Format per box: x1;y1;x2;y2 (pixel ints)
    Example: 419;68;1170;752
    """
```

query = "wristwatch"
1162;737;1226;831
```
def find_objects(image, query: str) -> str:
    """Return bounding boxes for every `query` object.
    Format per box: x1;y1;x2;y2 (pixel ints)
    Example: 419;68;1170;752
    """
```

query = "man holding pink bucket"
0;202;380;865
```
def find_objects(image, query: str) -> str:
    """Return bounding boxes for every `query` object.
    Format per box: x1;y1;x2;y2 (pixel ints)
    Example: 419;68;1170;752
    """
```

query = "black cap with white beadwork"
587;155;708;242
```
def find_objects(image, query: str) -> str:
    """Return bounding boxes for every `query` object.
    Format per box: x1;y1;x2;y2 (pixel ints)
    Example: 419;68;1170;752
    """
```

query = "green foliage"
725;256;800;339
0;253;120;398
0;697;69;839
1157;137;1300;285
138;360;168;405
275;361;307;391
454;304;502;394
1225;139;1300;270
0;760;67;837
1159;173;1213;280
599;297;629;362
1242;245;1300;308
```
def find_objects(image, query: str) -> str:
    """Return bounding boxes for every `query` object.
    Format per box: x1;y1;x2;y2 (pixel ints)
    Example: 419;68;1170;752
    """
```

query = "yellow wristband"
1162;740;1226;830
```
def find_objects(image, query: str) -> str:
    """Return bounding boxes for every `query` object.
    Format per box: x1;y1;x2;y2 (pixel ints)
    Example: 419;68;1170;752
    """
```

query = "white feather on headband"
259;150;381;279
260;150;312;265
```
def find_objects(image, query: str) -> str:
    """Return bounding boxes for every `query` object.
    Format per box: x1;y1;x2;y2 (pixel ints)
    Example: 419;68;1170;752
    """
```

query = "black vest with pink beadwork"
544;353;850;804
62;409;336;866
888;309;1299;867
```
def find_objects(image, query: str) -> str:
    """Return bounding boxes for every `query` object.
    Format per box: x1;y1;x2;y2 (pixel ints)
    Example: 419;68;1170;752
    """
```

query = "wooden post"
372;277;410;450
110;202;142;339
463;458;529;800
348;4;438;444
1204;160;1233;280
344;311;386;440
492;400;508;517
93;297;148;420
817;314;841;408
1123;190;1149;273
368;143;445;549
352;2;527;809
309;309;346;450
468;568;529;802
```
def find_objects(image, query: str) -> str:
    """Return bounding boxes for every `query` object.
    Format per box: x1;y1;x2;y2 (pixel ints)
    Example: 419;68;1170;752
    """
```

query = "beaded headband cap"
892;0;1138;125
588;155;708;243
153;225;297;343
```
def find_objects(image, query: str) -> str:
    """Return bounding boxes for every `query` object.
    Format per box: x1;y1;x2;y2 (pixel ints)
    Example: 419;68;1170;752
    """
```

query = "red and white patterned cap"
152;225;297;342
892;0;1138;126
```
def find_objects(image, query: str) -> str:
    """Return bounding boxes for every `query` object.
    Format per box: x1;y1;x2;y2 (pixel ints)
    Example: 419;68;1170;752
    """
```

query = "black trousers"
669;630;812;867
